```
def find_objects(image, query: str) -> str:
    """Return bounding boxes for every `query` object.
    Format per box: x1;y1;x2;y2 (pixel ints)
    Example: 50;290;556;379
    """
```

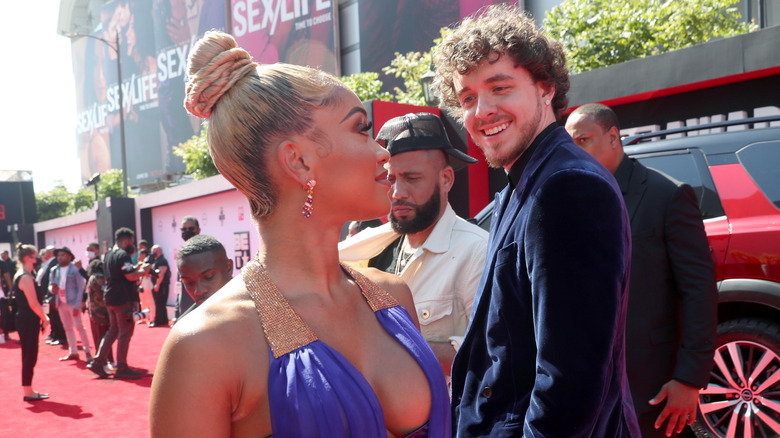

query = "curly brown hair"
433;3;570;121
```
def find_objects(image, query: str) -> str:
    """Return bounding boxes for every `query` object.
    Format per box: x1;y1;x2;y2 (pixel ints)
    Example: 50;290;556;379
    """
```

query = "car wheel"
692;318;780;438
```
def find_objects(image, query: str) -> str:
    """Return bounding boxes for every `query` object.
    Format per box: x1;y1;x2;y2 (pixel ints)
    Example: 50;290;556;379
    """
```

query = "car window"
632;149;726;219
736;141;780;210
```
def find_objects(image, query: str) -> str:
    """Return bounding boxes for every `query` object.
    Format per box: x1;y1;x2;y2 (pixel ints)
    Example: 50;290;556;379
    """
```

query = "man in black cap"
339;112;488;378
48;246;92;362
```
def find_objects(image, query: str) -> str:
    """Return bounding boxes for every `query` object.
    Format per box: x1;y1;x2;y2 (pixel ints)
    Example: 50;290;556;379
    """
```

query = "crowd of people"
1;215;235;398
1;3;720;437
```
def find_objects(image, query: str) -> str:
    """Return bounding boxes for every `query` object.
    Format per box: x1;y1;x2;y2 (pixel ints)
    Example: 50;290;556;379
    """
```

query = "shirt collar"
507;122;559;189
417;203;458;254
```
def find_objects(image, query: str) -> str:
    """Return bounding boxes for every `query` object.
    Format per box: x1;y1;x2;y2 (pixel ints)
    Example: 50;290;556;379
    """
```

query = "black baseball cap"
376;112;478;171
54;246;75;260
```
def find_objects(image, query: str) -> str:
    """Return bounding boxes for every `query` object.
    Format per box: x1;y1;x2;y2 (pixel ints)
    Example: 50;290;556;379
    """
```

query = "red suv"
473;116;780;438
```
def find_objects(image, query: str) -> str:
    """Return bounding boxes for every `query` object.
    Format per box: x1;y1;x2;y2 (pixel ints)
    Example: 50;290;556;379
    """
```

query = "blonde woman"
149;31;449;437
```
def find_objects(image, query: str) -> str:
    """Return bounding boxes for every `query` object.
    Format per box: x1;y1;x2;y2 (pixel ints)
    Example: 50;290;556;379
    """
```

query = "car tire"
692;318;780;438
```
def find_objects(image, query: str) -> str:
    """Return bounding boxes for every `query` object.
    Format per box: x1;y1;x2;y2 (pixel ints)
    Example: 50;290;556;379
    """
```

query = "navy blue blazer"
451;127;640;437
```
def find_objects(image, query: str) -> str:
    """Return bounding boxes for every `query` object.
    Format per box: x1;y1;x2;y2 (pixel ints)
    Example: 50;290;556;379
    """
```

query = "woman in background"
14;243;49;401
149;31;449;437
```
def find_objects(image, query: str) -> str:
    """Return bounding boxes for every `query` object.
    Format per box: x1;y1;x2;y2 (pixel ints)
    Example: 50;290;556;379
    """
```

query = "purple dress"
242;260;451;438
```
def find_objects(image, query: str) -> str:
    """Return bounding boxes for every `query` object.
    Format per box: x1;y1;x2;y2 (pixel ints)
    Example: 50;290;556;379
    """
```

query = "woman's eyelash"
359;121;373;133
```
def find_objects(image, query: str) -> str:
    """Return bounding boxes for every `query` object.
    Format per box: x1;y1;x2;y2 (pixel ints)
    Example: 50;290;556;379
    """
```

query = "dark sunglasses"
180;226;196;232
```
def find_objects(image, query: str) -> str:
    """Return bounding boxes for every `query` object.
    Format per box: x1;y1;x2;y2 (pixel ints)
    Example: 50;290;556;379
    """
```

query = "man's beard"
389;184;442;235
481;97;543;169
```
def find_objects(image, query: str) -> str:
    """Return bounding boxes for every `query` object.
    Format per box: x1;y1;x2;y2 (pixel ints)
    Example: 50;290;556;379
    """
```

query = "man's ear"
608;126;621;148
276;139;315;186
539;82;555;104
440;166;455;193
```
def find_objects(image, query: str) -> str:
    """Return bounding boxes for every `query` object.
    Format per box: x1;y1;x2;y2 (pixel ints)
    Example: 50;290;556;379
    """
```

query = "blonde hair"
15;243;36;272
184;31;347;219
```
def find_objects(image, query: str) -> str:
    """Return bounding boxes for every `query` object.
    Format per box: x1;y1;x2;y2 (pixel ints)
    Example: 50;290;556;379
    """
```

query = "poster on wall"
357;0;518;90
234;231;251;270
72;0;226;188
230;0;339;75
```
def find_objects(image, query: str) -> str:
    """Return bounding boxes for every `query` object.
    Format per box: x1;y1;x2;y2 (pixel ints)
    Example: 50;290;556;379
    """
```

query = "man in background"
176;235;233;321
87;227;150;379
566;103;717;437
339;112;488;378
48;247;91;362
174;216;200;319
37;246;67;348
149;245;171;327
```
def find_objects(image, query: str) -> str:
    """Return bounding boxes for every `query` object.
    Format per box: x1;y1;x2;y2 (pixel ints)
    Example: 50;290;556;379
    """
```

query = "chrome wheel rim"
699;340;780;437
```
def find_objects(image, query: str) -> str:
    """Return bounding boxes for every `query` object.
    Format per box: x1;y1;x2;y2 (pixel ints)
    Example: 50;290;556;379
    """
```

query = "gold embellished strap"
241;258;318;359
342;264;399;312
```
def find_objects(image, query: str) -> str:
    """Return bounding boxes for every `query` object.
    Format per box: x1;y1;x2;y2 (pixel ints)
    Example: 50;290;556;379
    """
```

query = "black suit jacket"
615;156;717;435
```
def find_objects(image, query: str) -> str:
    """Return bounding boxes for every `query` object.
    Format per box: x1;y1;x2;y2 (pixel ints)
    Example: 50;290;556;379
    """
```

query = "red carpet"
0;314;170;437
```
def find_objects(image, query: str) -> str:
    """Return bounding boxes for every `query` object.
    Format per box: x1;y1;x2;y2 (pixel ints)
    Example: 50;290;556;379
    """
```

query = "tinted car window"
632;149;725;219
736;141;780;210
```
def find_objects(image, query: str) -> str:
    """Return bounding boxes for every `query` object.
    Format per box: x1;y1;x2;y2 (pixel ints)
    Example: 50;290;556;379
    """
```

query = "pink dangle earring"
302;180;316;218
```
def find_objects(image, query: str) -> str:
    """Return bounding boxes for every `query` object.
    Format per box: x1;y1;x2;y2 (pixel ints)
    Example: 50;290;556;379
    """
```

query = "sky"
0;1;83;193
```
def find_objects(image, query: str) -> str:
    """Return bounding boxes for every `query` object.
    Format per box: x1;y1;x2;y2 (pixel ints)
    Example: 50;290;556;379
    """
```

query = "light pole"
64;32;128;197
419;61;439;107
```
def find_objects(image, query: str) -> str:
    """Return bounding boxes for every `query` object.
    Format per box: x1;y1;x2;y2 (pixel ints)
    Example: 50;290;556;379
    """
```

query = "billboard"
230;0;339;75
72;0;226;188
357;0;518;90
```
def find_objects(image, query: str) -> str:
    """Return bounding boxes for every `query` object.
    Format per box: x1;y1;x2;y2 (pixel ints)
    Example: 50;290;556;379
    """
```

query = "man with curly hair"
434;4;640;436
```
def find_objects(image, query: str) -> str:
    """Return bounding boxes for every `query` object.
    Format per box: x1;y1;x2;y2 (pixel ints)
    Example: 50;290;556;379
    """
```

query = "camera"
132;308;150;322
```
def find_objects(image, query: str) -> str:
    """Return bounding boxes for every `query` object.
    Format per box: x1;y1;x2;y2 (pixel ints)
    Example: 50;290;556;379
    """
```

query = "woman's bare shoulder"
170;277;265;351
151;276;271;435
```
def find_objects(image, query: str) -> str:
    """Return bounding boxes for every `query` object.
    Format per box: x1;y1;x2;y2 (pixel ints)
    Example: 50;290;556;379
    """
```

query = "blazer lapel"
624;159;648;222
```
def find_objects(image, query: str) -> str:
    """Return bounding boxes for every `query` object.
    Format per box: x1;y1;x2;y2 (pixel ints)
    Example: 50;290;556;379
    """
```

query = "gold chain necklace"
394;236;416;275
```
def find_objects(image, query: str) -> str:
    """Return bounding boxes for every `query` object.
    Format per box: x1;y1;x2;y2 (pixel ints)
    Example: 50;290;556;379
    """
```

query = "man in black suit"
566;103;718;438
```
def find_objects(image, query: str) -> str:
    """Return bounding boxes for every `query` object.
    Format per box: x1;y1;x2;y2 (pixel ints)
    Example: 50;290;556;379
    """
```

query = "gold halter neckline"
241;256;398;359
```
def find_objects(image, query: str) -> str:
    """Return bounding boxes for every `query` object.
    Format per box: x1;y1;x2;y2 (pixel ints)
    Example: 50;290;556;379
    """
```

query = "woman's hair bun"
15;242;23;252
184;31;258;119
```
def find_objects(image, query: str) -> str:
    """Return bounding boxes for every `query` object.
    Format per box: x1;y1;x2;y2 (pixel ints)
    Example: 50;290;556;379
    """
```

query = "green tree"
544;0;756;74
35;184;73;221
340;72;393;102
381;28;450;105
72;187;95;213
97;168;126;200
34;168;129;221
382;51;431;106
173;123;219;181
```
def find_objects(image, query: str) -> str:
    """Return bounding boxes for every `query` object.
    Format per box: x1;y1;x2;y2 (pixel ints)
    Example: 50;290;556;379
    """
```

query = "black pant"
48;300;66;342
153;286;169;325
16;313;40;386
174;286;195;319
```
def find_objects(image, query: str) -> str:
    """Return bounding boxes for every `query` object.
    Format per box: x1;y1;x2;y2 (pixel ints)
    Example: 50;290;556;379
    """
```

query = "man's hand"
650;379;700;436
